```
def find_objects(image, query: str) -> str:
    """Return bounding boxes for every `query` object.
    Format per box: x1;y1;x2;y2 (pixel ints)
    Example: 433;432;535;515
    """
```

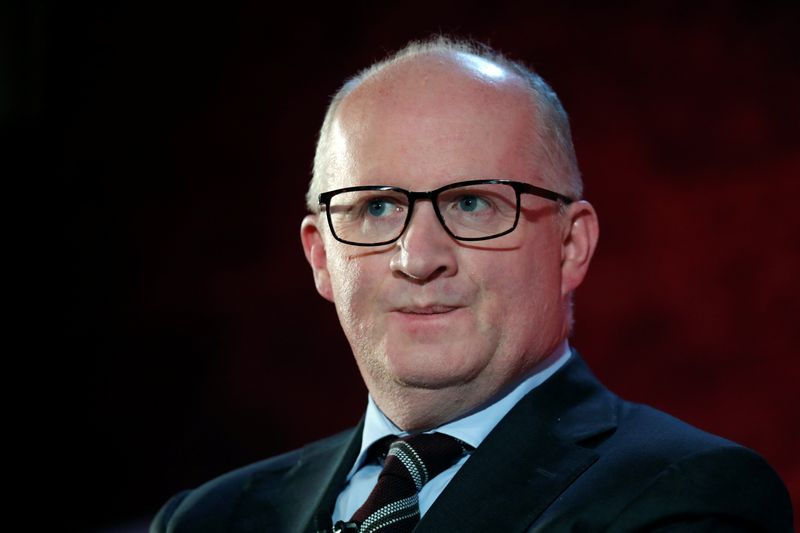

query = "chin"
392;372;466;390
382;347;485;390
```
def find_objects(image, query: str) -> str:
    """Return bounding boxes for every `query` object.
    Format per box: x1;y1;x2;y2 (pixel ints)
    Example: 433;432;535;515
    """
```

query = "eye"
365;198;399;217
456;195;490;212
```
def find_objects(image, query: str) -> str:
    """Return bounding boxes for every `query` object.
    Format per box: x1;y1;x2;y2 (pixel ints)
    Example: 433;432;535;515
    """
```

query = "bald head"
307;38;582;212
330;52;546;195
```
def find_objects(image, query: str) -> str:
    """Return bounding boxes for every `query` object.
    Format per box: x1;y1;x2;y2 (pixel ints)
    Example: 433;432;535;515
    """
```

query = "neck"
369;341;570;431
373;386;483;432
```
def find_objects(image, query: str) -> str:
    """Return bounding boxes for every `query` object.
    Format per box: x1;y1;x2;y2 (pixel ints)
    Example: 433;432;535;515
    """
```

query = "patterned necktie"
339;433;466;533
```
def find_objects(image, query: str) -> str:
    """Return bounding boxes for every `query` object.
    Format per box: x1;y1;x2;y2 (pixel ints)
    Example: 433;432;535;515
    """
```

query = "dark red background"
14;1;798;530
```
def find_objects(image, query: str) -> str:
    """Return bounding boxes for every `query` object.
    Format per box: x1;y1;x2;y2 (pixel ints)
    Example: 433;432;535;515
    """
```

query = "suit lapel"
418;353;618;533
228;418;364;533
287;420;364;533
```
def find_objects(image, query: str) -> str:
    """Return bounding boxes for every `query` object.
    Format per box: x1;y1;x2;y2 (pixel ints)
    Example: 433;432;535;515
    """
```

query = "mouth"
394;305;461;315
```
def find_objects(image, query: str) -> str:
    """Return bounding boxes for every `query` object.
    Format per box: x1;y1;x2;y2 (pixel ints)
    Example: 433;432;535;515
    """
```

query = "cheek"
327;250;383;334
476;249;563;342
328;252;359;304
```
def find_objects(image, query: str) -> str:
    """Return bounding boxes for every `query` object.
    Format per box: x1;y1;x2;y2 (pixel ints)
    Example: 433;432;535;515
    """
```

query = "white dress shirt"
332;340;572;523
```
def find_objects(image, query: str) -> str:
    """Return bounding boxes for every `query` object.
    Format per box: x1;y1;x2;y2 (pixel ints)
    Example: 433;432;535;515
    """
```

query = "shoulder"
150;429;354;533
611;399;741;457
149;448;304;533
523;354;793;531
617;442;791;530
582;400;792;531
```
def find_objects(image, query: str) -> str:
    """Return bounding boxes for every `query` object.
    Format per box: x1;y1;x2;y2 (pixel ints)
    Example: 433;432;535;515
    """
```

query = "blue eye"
458;195;488;212
366;199;396;217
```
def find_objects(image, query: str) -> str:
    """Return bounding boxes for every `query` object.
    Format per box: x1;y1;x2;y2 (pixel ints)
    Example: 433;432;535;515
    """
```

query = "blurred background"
7;1;798;530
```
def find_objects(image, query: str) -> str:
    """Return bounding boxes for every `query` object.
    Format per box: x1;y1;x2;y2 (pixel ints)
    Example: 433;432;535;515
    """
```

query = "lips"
396;304;460;315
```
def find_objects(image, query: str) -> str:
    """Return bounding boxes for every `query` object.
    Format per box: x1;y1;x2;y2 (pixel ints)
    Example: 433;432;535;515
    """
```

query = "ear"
560;200;599;295
301;214;334;302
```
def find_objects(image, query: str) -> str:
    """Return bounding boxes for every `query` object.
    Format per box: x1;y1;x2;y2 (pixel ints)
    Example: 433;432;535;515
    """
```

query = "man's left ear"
301;215;334;302
560;200;599;295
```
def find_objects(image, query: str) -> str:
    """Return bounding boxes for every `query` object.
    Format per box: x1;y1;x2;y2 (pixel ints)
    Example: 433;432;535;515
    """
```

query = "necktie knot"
384;433;465;490
343;433;467;533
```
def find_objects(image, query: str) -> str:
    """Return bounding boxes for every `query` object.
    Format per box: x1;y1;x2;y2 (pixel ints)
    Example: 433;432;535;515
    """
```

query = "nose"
389;201;458;282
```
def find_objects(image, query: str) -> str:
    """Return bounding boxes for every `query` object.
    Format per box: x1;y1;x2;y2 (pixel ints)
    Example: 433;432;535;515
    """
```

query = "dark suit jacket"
151;354;793;532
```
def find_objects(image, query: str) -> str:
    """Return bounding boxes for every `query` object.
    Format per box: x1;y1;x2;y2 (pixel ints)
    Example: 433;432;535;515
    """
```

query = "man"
151;38;792;532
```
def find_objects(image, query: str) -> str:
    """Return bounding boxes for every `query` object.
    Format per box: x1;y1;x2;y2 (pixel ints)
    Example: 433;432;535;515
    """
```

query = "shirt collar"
346;340;572;480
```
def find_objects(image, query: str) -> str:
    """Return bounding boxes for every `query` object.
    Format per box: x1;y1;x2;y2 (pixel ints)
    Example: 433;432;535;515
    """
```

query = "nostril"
398;265;449;283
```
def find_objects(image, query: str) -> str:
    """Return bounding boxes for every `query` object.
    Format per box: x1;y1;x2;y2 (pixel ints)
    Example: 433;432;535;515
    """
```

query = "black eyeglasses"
318;179;573;246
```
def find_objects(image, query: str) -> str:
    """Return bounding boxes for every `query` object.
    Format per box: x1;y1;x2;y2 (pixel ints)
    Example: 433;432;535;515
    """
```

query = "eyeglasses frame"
318;179;574;247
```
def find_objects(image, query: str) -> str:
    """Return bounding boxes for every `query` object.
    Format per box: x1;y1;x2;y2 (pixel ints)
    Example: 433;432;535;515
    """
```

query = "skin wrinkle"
301;48;598;431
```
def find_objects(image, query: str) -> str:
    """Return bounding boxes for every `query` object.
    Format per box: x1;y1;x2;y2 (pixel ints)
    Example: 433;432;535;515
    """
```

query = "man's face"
302;54;596;428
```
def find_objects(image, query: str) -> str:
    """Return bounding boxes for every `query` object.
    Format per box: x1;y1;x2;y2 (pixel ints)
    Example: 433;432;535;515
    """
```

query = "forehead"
327;53;542;190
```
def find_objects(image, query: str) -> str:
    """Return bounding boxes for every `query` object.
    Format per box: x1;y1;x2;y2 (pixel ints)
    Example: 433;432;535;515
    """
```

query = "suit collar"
227;418;364;533
290;422;363;533
418;351;618;532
